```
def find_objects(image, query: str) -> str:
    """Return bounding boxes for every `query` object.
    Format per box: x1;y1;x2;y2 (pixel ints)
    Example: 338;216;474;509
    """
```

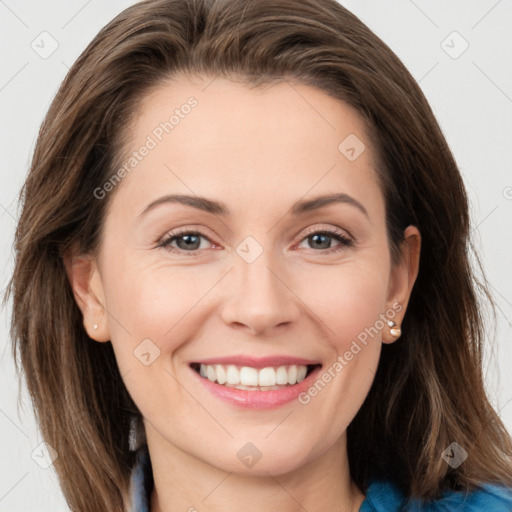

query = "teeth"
215;364;227;385
240;366;259;386
197;363;310;388
226;365;240;385
287;365;297;385
297;365;307;382
276;366;288;385
258;367;276;386
206;365;216;382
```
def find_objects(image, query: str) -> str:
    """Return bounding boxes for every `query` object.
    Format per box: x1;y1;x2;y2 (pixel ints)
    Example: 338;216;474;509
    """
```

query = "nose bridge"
221;234;298;333
238;241;280;300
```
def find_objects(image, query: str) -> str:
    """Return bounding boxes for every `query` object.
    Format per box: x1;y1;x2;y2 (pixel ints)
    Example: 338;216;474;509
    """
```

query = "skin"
66;75;420;512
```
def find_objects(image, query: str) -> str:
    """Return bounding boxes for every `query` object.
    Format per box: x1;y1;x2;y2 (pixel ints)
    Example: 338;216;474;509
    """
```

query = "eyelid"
157;224;215;243
299;224;353;243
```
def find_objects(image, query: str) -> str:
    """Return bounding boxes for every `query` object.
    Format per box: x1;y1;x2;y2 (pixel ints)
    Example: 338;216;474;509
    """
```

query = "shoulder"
359;478;512;511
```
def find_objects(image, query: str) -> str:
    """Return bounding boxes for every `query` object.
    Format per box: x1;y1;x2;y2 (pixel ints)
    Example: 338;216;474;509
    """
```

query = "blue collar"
129;444;153;512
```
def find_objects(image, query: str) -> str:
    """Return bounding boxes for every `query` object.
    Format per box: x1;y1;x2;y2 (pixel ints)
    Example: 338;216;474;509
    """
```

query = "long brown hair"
6;0;512;510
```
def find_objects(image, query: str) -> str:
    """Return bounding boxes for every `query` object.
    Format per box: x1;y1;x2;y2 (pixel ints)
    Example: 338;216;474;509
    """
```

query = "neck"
147;429;365;512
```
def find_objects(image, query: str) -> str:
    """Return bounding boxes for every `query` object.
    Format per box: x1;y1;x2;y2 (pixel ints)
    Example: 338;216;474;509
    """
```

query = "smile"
191;363;319;390
189;357;323;409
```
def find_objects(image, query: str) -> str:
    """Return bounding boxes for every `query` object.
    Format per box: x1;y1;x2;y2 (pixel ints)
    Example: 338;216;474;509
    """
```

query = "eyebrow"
138;192;368;218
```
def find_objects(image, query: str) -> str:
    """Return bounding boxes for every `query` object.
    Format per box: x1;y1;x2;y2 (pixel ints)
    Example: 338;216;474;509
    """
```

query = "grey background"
1;1;511;510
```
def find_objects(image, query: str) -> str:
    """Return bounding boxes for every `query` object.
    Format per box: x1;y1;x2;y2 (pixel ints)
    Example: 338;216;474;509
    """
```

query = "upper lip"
190;355;321;368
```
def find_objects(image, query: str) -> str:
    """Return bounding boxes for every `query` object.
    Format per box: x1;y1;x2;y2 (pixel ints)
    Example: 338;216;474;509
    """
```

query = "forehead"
111;74;382;219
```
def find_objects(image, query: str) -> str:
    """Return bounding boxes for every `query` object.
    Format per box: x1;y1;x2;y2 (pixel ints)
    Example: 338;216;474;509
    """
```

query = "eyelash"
157;226;353;256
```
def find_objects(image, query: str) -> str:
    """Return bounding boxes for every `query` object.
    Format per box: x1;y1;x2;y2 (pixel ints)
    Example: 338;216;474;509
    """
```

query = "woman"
7;0;512;511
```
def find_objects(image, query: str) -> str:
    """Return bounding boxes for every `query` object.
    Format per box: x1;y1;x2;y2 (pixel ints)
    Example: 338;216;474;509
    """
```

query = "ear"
62;247;110;342
382;225;421;344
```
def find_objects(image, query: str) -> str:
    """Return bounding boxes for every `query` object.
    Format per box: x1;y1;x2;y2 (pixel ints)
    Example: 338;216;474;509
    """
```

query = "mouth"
189;362;322;391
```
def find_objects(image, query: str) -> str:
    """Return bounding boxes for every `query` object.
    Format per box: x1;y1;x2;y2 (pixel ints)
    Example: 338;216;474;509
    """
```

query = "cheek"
295;258;390;349
100;250;228;380
100;262;202;420
295;264;388;428
99;260;191;368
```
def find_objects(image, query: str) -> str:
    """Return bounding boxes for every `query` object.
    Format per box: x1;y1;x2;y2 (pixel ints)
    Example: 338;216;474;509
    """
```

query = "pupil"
178;234;200;250
311;234;330;249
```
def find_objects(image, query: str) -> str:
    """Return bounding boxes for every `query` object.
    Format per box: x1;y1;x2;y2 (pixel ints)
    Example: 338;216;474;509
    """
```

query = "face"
70;75;419;476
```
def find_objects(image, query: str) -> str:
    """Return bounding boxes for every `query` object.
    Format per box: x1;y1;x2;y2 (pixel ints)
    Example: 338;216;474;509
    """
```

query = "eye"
297;227;353;253
158;229;215;255
157;226;353;256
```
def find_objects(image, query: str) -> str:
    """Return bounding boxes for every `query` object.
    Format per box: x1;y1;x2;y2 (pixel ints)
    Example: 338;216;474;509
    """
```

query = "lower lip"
191;365;322;409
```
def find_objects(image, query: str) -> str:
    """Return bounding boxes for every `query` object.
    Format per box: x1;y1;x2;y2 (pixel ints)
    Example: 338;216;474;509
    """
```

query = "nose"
219;246;300;336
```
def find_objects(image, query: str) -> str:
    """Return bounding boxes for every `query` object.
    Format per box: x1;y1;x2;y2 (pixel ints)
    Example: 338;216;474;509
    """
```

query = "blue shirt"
129;444;512;511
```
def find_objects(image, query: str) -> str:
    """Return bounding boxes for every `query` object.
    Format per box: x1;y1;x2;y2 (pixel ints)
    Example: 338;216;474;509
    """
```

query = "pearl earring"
93;324;98;330
387;320;401;337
